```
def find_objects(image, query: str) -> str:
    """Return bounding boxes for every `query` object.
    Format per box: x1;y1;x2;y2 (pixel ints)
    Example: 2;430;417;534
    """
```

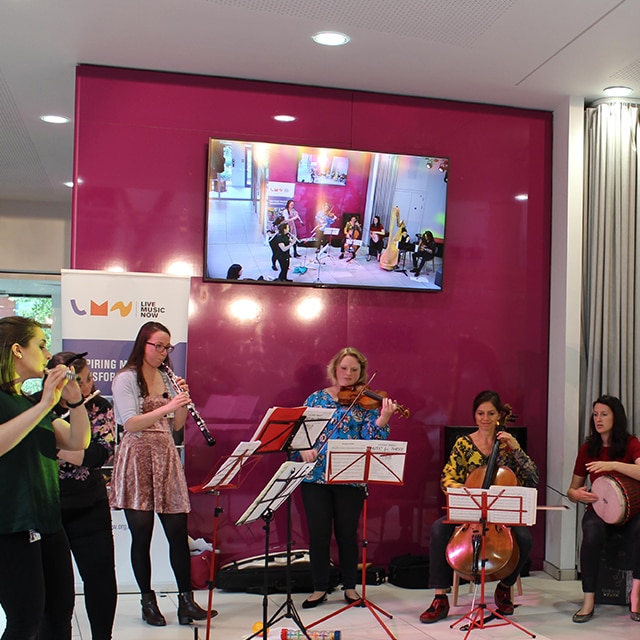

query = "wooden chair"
452;572;523;606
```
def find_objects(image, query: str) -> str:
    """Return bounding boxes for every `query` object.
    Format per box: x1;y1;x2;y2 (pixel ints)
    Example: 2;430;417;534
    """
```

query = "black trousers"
428;515;532;589
62;498;117;640
579;508;640;593
0;528;75;640
276;254;290;281
301;482;365;591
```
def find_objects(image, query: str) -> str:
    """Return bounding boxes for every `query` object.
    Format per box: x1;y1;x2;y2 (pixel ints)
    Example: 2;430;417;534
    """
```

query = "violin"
337;385;410;418
445;404;520;582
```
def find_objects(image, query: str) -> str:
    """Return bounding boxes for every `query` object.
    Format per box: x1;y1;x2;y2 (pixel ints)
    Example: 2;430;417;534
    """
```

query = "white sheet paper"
202;441;260;489
326;439;407;484
446;486;538;526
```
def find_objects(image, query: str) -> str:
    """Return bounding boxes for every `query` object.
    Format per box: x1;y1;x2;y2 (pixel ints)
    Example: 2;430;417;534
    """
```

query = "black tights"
124;509;192;593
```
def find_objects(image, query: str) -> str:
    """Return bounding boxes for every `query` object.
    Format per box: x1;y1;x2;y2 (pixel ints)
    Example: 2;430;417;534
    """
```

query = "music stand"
190;441;261;640
236;460;316;640
307;440;408;640
445;486;537;640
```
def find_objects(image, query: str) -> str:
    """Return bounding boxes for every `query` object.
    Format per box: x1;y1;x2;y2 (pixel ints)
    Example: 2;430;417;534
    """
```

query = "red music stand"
190;441;261;640
307;440;407;640
445;486;537;640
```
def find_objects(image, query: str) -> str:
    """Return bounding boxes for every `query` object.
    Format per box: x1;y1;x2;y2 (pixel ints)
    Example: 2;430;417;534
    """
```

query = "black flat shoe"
572;609;594;623
302;593;327;609
344;592;361;605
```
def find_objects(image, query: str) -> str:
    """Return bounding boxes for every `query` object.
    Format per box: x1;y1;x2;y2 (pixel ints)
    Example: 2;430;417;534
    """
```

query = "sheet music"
326;439;407;484
202;441;260;489
235;460;315;525
289;407;335;450
446;486;538;526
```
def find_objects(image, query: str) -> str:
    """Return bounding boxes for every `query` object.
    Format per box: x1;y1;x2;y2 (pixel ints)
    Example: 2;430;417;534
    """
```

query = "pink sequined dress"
109;393;190;513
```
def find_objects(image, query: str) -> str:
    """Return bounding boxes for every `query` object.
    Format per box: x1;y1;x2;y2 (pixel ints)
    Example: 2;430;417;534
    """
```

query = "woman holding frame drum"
567;394;640;623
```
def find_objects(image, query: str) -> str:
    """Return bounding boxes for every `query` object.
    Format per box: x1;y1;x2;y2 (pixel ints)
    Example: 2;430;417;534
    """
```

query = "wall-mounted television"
204;139;448;292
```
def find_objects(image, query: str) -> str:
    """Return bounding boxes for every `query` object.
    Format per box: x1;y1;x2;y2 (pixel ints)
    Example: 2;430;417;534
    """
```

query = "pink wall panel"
73;66;552;570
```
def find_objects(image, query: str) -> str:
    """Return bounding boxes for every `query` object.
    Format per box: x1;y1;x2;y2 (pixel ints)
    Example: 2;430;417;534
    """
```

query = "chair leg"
452;572;460;606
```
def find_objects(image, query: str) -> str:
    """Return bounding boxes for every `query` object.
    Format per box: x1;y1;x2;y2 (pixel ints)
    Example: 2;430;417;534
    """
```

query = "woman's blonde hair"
326;347;367;386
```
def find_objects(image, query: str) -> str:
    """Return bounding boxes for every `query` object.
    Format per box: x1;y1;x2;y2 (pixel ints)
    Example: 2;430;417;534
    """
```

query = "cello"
445;406;520;583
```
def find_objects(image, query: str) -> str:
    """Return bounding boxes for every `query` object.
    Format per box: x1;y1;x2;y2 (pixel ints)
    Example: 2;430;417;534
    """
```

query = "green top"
0;390;62;534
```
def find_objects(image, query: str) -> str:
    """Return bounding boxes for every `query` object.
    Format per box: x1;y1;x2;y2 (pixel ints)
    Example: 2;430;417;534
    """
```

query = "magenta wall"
73;66;552;570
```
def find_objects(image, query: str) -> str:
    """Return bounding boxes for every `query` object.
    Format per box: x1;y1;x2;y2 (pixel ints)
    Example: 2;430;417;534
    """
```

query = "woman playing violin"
294;347;396;609
420;390;539;624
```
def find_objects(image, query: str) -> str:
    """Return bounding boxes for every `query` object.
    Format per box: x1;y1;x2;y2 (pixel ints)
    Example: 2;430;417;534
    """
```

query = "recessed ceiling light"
312;31;350;46
603;86;633;97
41;115;70;124
274;115;296;122
63;181;74;188
515;194;528;201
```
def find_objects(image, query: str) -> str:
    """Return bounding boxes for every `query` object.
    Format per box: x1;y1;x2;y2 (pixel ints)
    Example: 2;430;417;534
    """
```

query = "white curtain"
581;99;640;436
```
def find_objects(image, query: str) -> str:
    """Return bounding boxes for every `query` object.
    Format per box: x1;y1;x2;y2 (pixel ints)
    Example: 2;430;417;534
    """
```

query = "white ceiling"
1;0;639;205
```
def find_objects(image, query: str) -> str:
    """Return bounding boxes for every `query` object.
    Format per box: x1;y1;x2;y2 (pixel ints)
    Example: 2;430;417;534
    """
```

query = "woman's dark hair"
48;351;88;374
0;316;44;393
424;230;434;242
586;395;629;459
226;264;242;280
372;215;381;226
472;389;504;419
121;321;172;398
278;221;289;234
285;199;294;210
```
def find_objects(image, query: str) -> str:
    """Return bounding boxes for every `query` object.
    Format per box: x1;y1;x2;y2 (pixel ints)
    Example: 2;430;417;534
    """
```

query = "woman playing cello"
420;390;539;624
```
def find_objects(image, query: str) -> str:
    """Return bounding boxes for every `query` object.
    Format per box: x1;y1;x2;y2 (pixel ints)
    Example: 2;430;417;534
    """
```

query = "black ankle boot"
141;591;166;626
177;591;214;625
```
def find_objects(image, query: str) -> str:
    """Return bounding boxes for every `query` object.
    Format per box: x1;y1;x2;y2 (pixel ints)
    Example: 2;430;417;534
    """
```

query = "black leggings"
62;498;117;640
124;509;192;593
0;528;75;640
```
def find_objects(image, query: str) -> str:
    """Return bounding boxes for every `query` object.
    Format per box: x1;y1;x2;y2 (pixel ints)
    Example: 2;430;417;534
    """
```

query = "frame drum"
592;473;640;525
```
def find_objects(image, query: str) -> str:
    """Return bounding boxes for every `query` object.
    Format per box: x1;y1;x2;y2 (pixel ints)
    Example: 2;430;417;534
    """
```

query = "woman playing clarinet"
109;321;211;627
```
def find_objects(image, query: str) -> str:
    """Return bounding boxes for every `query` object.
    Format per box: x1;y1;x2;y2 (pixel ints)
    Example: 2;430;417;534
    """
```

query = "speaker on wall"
443;426;528;465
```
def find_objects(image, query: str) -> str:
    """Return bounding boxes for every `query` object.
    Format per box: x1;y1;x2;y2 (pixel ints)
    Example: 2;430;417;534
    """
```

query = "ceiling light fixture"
63;181;74;188
312;31;350;46
274;115;296;122
41;115;70;124
603;86;633;97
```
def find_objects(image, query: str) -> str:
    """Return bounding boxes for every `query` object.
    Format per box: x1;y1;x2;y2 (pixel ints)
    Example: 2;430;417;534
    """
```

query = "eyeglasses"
146;342;175;354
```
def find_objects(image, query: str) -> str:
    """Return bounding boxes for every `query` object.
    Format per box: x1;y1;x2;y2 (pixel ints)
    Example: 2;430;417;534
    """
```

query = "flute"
160;363;216;447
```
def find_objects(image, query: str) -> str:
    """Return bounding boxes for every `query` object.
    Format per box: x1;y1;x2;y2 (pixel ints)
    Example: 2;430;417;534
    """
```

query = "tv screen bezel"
204;138;448;293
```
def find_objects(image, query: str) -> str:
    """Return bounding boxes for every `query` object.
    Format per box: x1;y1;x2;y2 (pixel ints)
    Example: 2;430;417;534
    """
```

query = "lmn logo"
70;299;133;317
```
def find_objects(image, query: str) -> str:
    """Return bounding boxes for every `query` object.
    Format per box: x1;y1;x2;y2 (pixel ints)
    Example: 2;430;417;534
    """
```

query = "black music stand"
236;459;316;640
445;486;536;640
190;441;261;640
307;440;407;640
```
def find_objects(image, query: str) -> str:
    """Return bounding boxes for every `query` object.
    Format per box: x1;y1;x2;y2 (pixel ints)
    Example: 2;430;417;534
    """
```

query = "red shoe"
494;583;515;615
419;596;450;623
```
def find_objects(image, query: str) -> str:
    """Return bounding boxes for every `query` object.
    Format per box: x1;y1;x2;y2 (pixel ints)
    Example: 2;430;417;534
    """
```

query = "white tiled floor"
4;571;631;639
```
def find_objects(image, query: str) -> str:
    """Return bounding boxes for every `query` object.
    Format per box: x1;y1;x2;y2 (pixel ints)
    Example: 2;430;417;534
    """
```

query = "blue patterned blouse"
300;389;390;484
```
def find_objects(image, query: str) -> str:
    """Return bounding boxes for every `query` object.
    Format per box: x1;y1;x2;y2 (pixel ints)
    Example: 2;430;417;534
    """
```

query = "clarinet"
160;363;216;447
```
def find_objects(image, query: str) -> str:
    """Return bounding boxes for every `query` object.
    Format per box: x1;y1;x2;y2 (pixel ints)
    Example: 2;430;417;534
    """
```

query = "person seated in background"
340;216;362;261
567;394;640;623
411;230;437;276
367;215;385;262
226;264;243;280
